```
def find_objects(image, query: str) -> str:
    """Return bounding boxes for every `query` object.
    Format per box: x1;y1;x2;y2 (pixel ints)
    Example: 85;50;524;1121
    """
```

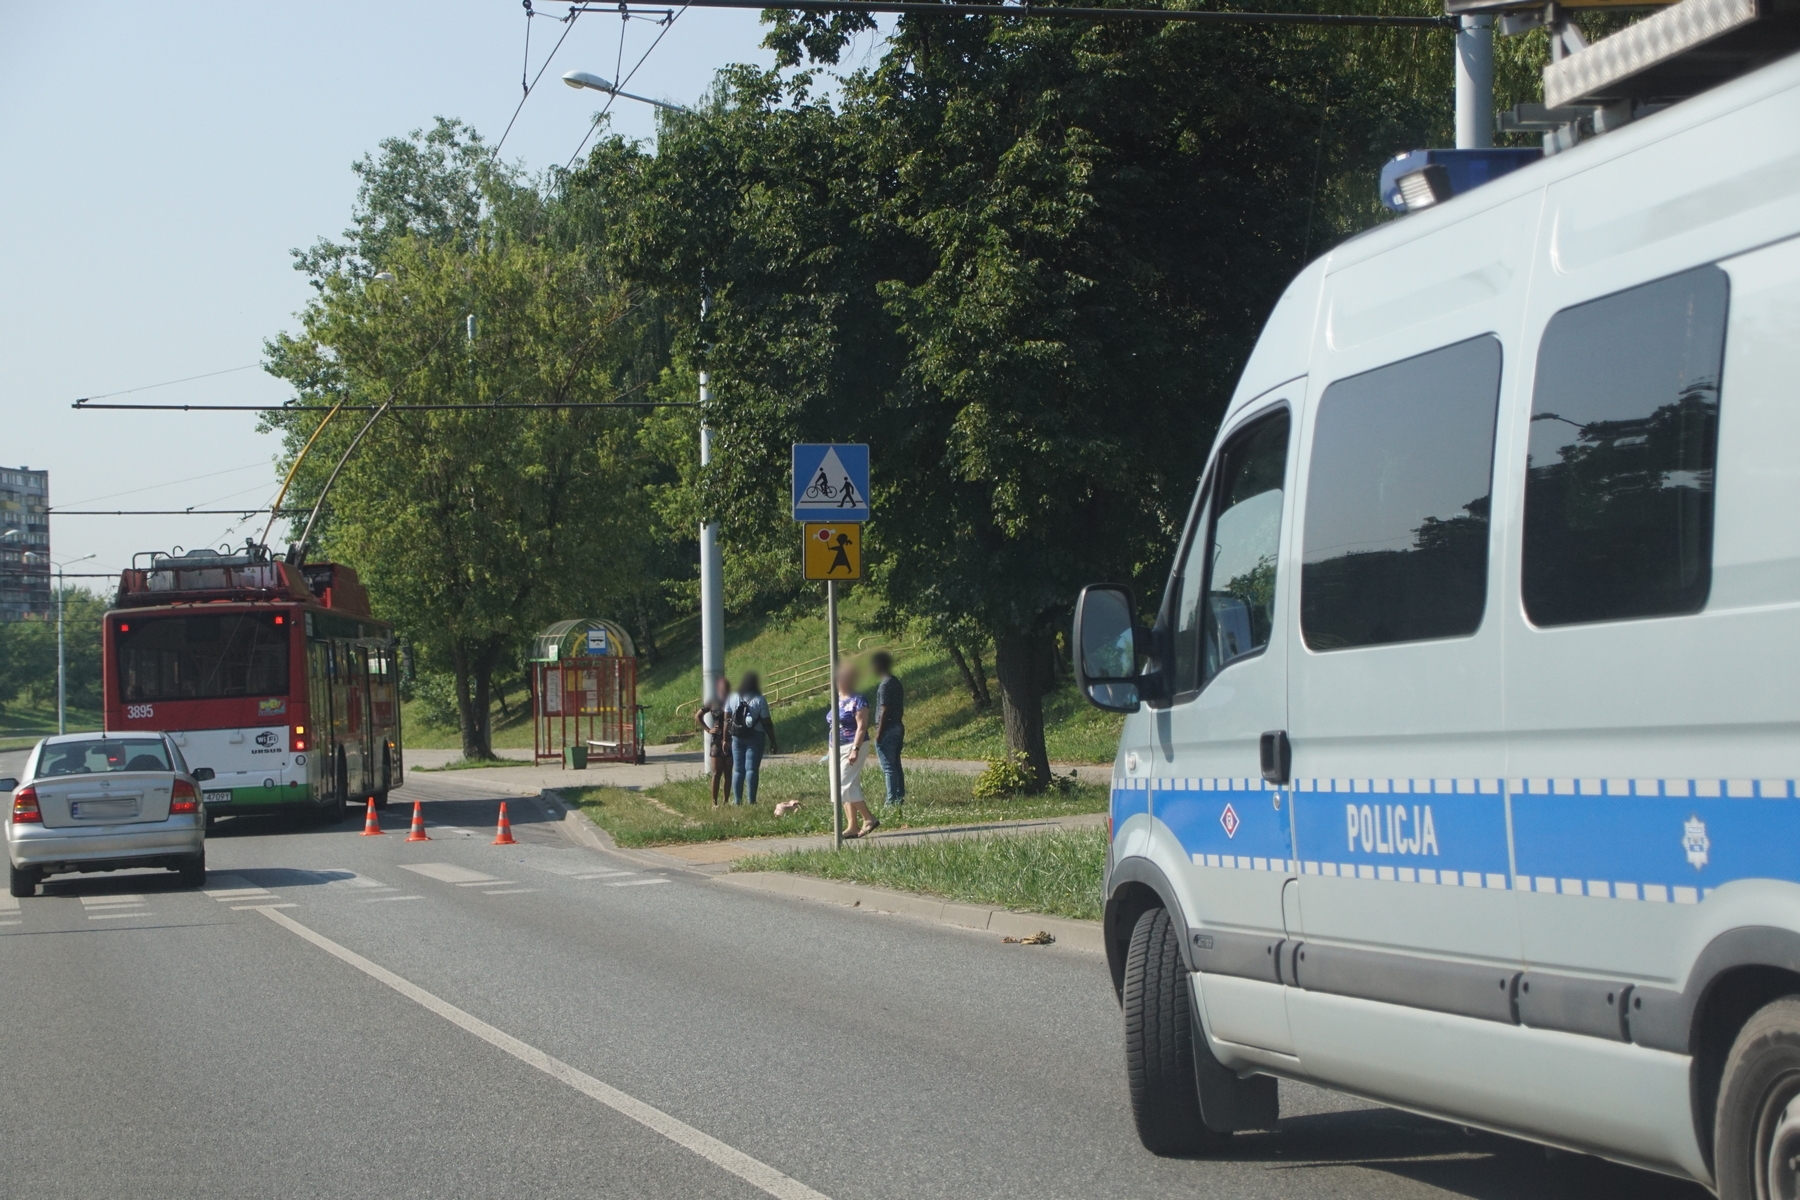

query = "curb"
715;869;1103;954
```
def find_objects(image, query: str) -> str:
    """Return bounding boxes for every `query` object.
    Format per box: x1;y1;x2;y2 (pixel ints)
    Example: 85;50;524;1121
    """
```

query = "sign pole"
827;579;842;850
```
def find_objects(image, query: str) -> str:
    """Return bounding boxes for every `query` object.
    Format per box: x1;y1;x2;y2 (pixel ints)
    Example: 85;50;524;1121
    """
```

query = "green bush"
412;673;460;729
972;751;1038;799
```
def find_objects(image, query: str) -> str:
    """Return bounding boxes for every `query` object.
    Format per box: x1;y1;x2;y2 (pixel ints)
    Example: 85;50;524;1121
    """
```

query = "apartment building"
0;466;50;620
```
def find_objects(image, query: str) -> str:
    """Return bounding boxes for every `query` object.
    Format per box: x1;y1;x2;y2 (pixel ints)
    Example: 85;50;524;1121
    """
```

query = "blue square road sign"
792;443;870;522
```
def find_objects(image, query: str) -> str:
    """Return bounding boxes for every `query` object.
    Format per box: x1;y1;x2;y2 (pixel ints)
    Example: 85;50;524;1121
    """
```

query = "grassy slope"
0;698;103;751
402;590;1124;764
565;763;1107;847
735;828;1108;922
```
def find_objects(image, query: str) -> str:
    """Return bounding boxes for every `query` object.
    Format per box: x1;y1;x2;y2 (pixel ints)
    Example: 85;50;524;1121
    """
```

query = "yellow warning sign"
803;522;862;580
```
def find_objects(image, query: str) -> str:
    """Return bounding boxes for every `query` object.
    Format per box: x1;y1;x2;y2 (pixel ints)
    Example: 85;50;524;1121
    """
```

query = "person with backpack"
726;671;778;805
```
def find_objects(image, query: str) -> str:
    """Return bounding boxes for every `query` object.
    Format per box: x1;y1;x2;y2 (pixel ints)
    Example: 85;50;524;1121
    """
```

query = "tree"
268;123;661;760
586;4;1466;786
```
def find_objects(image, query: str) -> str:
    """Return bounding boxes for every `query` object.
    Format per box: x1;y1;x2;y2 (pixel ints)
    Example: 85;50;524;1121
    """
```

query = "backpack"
731;697;760;735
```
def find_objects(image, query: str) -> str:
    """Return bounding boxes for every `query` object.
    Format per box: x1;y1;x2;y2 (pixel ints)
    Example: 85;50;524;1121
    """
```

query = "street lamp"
561;70;692;114
563;69;724;703
42;553;95;735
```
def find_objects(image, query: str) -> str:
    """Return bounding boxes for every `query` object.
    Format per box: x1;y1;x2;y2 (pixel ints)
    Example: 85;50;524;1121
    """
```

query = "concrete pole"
56;567;65;735
1456;15;1496;149
698;371;725;704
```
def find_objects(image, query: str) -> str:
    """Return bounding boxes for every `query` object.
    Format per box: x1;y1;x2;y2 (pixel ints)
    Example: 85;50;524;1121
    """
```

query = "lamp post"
47;553;95;734
563;70;726;701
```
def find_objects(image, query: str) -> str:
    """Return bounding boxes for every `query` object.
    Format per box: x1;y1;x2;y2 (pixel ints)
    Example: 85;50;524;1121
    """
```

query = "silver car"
5;732;212;898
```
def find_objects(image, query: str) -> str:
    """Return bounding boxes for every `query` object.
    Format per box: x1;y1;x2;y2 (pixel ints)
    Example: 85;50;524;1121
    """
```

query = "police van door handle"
1259;730;1291;786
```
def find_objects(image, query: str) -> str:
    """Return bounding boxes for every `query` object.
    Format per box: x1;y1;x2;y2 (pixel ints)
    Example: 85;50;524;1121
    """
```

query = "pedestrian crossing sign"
792;443;870;522
803;523;862;580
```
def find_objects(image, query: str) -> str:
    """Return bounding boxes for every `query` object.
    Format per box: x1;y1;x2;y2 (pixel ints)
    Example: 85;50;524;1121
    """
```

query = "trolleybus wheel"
1716;995;1800;1200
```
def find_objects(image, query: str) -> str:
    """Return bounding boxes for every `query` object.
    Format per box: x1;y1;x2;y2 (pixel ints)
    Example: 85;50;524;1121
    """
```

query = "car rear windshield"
37;739;172;777
116;612;290;701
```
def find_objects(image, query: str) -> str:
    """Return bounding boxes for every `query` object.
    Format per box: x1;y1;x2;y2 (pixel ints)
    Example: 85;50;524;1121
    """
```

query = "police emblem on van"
1683;815;1710;870
1219;804;1240;838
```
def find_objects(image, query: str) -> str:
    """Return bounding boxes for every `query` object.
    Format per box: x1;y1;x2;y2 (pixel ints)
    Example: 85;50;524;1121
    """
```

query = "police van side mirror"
1074;584;1150;713
192;767;215;782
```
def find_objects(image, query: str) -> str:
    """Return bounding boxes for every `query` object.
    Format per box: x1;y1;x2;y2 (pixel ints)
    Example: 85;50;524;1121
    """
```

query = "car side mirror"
1073;584;1149;713
192;767;215;782
0;778;16;792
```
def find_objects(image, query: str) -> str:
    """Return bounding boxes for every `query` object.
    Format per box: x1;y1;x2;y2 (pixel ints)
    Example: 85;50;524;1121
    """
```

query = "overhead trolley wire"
564;0;1455;27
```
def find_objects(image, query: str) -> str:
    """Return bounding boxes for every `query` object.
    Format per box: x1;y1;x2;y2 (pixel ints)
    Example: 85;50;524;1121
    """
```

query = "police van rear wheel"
1123;905;1231;1157
1715;996;1800;1200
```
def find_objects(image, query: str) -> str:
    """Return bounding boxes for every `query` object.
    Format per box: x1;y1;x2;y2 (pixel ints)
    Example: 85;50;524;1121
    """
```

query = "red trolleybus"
103;544;404;824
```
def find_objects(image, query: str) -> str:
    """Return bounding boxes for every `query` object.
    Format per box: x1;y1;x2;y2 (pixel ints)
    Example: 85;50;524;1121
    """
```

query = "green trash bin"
564;744;589;770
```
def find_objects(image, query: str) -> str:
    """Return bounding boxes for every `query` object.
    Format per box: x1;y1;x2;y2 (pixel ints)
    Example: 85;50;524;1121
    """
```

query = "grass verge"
563;764;1106;848
734;828;1107;922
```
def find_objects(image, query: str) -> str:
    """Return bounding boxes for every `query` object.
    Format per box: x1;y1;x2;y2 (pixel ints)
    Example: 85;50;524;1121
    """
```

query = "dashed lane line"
362;895;424;903
479;888;540;895
255;907;831;1200
607;878;670;887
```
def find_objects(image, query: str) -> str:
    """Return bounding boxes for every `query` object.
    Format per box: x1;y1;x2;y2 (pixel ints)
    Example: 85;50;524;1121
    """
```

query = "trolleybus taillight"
292;724;307;752
11;786;41;823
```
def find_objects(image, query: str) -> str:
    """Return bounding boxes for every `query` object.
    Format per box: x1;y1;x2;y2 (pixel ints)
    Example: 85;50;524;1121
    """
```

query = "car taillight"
171;778;201;815
11;786;41;824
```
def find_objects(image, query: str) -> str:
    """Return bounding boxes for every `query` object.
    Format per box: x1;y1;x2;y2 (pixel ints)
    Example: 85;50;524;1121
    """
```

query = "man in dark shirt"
871;651;905;808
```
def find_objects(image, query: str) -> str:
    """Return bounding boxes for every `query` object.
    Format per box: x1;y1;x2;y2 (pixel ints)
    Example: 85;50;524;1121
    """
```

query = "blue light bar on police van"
1379;147;1543;214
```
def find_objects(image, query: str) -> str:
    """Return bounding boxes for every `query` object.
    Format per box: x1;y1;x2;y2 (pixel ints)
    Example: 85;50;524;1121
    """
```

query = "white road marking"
480;888;539;895
317;869;387;890
0;895;22;914
80;894;144;906
256;907;831;1200
361;895;424;903
234;902;297;910
206;875;275;901
89;912;154;920
608;879;670;887
455;879;513;887
575;871;634;880
400;863;498;884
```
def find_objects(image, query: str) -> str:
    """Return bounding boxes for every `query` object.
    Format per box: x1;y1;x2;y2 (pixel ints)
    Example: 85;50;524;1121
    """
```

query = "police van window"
1301;335;1502;651
1170;411;1290;694
1523;266;1727;626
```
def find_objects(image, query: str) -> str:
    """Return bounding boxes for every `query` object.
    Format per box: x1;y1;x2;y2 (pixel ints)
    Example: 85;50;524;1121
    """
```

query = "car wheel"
177;849;206;888
9;861;38;898
1716;996;1800;1200
1123;905;1232;1156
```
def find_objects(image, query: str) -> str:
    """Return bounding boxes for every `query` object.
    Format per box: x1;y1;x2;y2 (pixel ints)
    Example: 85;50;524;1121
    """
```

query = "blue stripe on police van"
1110;775;1800;899
1510;777;1798;904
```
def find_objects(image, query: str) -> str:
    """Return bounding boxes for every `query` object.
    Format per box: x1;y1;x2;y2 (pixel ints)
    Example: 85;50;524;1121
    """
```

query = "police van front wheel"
1123;905;1232;1157
1716;996;1800;1200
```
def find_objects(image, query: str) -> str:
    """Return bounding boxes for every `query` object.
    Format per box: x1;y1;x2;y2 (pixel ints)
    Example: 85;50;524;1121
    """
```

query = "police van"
1071;35;1800;1200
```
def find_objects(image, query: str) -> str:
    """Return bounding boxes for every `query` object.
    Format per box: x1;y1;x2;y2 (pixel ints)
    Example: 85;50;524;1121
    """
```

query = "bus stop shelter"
529;619;643;767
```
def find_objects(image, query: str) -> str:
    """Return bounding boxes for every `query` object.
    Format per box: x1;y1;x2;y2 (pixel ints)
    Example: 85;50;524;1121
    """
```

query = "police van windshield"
116;612;290;701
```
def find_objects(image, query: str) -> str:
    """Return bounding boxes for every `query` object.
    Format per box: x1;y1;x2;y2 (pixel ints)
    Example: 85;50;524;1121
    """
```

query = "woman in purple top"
828;662;878;838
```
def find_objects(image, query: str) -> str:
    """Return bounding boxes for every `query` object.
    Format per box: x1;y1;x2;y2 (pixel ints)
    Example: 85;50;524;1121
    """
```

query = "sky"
0;1;886;587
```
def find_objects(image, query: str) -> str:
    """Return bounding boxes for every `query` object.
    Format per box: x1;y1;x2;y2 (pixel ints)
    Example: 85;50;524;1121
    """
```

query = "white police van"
1072;40;1800;1200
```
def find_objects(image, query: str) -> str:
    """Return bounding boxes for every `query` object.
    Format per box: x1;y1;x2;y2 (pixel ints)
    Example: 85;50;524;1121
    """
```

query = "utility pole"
699;373;724;703
1456;14;1495;148
827;580;842;850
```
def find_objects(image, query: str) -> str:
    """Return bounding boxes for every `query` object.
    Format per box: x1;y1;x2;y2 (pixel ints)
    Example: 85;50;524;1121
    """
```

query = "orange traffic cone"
360;796;383;836
405;800;430;842
492;800;517;845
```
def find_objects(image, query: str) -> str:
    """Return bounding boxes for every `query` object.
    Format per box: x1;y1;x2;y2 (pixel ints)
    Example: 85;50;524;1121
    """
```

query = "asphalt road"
0;758;1712;1200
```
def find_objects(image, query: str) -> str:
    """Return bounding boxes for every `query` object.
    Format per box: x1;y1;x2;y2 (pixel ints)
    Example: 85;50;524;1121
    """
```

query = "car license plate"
203;790;233;805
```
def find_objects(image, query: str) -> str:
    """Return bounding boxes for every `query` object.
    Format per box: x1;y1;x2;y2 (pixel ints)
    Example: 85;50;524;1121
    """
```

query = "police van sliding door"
1153;399;1298;1055
1283;191;1538;1101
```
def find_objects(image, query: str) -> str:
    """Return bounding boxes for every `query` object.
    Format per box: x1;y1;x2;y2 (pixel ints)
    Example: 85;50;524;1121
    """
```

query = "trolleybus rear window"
116;613;290;701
